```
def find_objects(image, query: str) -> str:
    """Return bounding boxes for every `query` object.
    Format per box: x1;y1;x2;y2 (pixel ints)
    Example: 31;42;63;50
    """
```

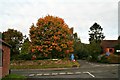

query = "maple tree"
29;15;74;59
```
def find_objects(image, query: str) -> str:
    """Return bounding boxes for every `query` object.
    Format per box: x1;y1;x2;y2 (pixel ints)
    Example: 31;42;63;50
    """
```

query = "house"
100;40;120;54
0;39;11;78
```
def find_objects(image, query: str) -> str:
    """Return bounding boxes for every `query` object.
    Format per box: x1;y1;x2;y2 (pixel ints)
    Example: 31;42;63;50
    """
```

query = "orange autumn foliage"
29;15;74;59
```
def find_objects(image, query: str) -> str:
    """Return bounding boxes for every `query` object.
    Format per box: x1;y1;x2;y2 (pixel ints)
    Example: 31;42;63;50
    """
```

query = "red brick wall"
2;45;10;77
0;67;2;78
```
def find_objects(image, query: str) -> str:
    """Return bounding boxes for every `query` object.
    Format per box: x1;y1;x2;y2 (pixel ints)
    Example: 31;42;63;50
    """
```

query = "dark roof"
0;39;11;48
101;40;120;48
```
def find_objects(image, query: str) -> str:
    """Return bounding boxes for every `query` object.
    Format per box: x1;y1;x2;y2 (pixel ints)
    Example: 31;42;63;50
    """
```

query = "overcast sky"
0;0;119;43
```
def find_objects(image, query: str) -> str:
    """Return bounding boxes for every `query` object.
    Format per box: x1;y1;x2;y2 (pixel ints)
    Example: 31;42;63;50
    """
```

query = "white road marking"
90;71;103;73
107;64;118;66
87;72;95;78
28;71;96;77
94;65;100;67
90;69;117;73
52;73;58;75
83;72;95;78
67;72;74;74
75;72;81;74
29;74;35;76
59;72;66;75
36;74;42;76
43;73;50;76
90;64;118;67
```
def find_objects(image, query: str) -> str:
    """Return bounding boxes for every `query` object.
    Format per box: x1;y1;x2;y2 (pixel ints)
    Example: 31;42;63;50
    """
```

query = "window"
109;48;114;53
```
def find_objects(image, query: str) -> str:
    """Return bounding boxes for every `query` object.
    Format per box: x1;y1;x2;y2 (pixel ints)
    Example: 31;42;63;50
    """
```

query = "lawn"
10;59;80;69
1;74;27;80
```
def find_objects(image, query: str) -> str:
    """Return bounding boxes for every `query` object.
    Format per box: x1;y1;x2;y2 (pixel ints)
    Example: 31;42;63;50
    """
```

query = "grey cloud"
0;0;118;43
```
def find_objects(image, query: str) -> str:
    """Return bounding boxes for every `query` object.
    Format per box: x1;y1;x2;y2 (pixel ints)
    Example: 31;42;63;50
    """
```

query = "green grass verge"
1;74;27;80
10;59;80;69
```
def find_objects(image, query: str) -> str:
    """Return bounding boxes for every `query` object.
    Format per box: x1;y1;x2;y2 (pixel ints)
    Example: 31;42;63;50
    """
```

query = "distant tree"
89;23;105;44
0;32;2;39
29;15;74;59
20;38;30;54
87;40;102;61
19;37;32;60
73;32;83;59
73;33;81;42
74;42;89;60
2;29;23;57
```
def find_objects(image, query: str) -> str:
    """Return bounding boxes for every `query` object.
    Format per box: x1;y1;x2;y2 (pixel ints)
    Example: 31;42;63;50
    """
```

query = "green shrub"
99;55;109;63
98;54;120;63
87;55;92;61
107;54;120;63
10;55;21;60
19;54;32;60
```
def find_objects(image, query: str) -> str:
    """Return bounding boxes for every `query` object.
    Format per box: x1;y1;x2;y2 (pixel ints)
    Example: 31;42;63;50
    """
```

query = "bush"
87;55;92;61
107;54;120;63
87;54;101;62
74;43;90;60
98;54;120;63
86;41;102;62
99;55;109;63
10;55;20;60
19;54;32;60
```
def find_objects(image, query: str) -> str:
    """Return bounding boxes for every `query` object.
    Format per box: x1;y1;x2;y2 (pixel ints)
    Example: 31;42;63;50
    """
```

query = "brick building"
0;39;11;78
101;40;120;54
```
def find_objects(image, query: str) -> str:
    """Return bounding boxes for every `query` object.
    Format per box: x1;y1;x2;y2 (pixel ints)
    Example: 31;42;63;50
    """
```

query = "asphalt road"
11;60;120;79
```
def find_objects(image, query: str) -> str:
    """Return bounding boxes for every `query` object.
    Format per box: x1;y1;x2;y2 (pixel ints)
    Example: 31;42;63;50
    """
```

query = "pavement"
11;60;120;79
